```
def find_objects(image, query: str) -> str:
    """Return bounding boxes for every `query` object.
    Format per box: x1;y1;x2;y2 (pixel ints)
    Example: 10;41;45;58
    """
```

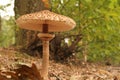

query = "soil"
0;48;120;80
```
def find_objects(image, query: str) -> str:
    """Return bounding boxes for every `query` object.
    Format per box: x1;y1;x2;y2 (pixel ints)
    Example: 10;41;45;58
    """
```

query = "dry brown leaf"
0;63;42;80
0;74;8;80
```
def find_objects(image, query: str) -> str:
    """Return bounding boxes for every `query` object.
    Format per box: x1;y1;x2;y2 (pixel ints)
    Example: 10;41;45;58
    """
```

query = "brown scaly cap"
16;10;76;32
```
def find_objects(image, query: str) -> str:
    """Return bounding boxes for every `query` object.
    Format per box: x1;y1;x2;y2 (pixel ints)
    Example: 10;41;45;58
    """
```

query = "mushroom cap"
16;10;76;32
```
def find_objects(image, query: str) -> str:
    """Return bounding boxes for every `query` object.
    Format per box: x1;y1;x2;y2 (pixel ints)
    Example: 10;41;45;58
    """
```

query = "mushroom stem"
38;33;55;80
43;24;48;33
42;40;49;80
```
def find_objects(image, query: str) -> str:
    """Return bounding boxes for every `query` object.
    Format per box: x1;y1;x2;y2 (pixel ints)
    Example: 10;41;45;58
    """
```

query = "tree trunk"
14;0;45;48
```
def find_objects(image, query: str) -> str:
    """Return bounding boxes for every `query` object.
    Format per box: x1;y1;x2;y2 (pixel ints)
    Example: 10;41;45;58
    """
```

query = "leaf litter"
0;49;120;80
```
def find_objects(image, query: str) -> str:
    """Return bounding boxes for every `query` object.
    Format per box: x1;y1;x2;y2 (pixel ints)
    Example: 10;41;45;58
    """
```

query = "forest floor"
0;48;120;80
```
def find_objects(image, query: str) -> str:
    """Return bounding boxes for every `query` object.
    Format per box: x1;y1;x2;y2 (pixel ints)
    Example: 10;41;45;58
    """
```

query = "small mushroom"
16;10;76;80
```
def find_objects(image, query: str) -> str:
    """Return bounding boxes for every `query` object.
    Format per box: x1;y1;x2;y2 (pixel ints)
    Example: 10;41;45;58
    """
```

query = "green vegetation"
52;0;120;65
0;17;15;47
0;2;15;47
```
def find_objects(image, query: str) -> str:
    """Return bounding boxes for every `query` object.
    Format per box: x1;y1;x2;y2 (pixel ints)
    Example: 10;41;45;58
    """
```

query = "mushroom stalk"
43;24;48;33
38;33;55;80
42;40;49;80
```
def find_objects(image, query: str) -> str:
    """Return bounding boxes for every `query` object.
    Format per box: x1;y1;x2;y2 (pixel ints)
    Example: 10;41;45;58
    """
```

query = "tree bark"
14;0;45;48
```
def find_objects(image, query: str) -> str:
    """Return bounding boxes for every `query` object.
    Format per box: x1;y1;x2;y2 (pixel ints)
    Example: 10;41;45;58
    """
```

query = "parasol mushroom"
16;10;76;80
